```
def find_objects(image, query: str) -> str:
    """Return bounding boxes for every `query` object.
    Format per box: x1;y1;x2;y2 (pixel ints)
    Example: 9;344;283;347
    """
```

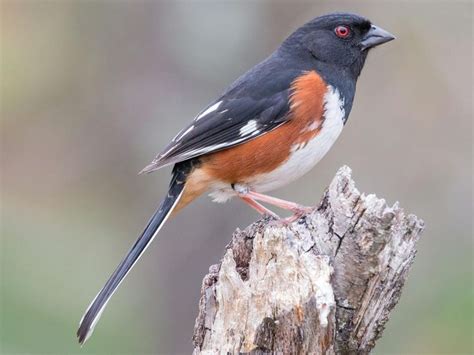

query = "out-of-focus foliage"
1;1;472;354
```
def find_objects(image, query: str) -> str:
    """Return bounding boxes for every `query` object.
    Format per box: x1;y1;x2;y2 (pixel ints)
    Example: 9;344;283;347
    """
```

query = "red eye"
335;25;351;38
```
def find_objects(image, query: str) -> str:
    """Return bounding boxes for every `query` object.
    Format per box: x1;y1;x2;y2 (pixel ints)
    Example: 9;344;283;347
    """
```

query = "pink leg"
243;191;313;214
240;196;280;219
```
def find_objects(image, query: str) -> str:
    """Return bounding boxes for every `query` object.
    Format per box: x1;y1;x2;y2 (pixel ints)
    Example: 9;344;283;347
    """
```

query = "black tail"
77;164;190;345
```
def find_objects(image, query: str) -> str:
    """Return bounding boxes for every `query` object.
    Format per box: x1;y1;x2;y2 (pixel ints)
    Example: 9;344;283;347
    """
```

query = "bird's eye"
335;25;351;39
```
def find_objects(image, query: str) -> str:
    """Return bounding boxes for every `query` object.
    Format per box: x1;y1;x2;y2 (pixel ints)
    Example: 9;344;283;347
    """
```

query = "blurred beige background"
1;1;472;354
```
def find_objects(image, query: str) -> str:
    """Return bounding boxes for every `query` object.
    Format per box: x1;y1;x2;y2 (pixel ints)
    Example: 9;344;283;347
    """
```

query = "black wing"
140;89;291;173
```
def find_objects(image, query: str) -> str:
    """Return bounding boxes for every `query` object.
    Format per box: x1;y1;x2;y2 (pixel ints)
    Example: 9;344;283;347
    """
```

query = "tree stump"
192;166;424;354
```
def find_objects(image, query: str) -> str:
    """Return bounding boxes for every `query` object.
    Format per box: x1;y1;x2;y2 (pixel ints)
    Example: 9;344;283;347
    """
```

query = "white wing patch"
172;117;262;160
145;100;266;170
195;101;222;121
239;120;260;137
180;137;248;158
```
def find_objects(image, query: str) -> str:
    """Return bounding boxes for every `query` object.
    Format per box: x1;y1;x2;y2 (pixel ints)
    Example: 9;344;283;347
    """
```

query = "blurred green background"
1;1;472;354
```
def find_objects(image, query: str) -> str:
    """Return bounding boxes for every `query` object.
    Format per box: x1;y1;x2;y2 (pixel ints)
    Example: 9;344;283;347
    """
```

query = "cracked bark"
192;166;424;354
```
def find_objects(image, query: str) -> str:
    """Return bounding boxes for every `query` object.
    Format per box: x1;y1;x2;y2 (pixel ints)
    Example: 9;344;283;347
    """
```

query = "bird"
77;12;395;344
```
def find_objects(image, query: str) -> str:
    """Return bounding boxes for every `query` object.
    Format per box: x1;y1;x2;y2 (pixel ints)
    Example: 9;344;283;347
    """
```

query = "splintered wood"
193;166;424;354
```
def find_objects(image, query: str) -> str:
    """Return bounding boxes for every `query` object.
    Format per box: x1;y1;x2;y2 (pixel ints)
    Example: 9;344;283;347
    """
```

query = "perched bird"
77;12;394;344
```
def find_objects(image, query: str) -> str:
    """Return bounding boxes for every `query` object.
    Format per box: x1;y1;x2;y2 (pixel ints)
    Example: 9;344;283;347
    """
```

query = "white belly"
209;86;345;202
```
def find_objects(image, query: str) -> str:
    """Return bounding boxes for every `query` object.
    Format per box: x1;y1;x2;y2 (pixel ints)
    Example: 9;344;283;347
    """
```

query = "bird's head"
283;13;395;78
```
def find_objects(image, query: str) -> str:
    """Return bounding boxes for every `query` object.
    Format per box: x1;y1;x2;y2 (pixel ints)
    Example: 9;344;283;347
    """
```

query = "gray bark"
192;166;424;354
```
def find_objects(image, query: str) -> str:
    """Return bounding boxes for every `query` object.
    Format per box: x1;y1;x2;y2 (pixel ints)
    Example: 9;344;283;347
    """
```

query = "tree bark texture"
192;166;424;354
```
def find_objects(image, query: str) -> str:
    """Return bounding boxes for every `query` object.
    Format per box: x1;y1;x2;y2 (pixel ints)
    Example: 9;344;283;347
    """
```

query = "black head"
282;13;395;78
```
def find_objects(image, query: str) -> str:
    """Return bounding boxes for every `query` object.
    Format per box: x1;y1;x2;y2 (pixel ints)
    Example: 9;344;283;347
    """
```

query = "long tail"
77;163;191;345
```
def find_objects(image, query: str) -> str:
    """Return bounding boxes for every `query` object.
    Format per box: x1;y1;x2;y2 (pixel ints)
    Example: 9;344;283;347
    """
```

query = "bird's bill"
360;25;395;50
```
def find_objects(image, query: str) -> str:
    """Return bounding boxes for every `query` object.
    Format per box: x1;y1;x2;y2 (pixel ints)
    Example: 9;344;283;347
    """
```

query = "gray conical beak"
360;25;395;50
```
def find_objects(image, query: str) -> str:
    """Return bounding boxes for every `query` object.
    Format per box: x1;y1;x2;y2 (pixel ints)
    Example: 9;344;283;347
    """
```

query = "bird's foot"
268;207;312;227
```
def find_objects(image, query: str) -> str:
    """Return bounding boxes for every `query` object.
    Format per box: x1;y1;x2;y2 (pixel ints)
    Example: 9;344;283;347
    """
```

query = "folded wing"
140;90;291;173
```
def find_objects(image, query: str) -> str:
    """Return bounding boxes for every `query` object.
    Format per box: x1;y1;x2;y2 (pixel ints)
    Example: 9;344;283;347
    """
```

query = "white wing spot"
180;137;247;158
239;120;258;136
195;101;222;121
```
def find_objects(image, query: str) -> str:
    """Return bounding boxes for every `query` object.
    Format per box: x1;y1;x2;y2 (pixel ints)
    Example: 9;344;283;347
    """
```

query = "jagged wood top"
193;166;424;354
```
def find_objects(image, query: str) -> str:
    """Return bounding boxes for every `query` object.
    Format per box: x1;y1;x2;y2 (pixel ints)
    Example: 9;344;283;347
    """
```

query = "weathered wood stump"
193;166;424;354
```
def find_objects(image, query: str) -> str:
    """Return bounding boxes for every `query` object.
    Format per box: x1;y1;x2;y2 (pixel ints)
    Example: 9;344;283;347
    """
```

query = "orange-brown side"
199;70;327;184
171;169;211;216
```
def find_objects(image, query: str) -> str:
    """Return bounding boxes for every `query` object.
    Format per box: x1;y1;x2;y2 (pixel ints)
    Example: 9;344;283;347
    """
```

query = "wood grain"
192;166;424;354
